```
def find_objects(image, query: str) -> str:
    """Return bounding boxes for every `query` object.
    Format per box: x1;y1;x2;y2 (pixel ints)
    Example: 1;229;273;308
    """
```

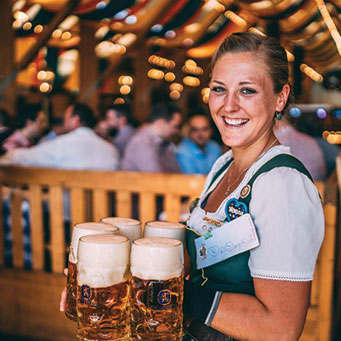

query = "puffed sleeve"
248;167;324;281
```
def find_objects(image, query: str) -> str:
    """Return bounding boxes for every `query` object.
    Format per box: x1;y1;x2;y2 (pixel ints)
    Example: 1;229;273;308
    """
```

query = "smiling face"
209;51;289;152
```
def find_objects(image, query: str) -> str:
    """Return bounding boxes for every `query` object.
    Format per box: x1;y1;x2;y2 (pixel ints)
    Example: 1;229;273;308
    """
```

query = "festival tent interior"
0;2;340;341
1;0;340;136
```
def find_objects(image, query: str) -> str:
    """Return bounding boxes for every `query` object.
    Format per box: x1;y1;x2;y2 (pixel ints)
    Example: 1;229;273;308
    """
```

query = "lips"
223;117;249;127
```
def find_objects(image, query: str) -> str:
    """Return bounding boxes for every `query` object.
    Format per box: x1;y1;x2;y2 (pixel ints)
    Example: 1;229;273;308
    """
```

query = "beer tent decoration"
9;0;341;93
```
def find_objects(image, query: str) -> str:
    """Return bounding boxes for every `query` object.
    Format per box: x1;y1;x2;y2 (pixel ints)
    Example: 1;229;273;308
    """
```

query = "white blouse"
186;145;324;281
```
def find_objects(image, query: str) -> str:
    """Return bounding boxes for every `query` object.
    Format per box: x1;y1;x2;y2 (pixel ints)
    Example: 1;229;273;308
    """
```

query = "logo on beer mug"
158;289;171;305
81;285;91;300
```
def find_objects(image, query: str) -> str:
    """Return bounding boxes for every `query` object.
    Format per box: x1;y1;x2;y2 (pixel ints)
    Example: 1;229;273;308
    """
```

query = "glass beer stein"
76;234;130;341
100;217;142;243
143;221;186;244
65;222;119;321
130;237;184;340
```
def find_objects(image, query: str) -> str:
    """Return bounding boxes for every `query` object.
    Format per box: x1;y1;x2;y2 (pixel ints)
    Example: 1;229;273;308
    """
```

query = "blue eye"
241;88;256;94
211;86;225;93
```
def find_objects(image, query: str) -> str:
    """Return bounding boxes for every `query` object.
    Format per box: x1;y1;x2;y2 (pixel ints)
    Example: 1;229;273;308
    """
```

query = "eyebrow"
211;79;256;85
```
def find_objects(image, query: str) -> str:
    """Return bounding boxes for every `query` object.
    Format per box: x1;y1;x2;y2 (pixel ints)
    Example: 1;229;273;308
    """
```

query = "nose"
223;92;239;113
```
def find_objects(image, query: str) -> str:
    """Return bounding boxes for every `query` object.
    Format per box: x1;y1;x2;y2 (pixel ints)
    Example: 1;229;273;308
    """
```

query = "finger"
60;287;67;312
64;268;68;277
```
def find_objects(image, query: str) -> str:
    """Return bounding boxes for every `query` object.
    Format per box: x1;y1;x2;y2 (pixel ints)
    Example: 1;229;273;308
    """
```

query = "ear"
275;84;290;112
72;114;81;128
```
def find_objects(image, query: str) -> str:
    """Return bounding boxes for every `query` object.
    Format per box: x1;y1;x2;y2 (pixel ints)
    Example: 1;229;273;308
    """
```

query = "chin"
222;136;237;147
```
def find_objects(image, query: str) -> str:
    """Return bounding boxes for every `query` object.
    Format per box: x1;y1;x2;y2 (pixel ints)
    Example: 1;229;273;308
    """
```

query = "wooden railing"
0;166;337;341
0;166;206;274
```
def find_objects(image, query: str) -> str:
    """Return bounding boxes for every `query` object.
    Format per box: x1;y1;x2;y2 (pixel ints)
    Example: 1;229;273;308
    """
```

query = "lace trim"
251;272;313;282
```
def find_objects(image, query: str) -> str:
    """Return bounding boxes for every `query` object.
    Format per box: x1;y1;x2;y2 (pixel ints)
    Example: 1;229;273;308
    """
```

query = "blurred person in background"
0;102;119;170
104;103;136;157
2;103;47;152
177;113;222;174
296;114;339;179
0;103;119;271
274;114;327;181
122;102;182;173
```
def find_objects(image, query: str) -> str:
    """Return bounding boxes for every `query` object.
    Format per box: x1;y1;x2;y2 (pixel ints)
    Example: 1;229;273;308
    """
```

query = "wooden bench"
0;166;337;340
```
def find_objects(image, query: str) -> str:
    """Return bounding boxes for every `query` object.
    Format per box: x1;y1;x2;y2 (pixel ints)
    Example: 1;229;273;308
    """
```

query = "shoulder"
206;140;222;154
250;164;322;231
127;127;146;142
249;146;317;198
124;124;135;135
207;139;221;149
117;125;135;140
253;166;316;195
52;128;83;141
126;127;159;149
177;138;197;153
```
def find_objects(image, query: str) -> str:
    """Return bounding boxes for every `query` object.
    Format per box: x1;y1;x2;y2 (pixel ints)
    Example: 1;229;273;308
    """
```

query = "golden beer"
65;222;119;321
144;221;186;243
65;261;77;320
77;281;130;341
76;234;130;341
130;237;184;340
100;217;141;243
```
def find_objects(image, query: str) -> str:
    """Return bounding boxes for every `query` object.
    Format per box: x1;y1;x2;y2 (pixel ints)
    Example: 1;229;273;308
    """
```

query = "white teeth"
223;118;248;126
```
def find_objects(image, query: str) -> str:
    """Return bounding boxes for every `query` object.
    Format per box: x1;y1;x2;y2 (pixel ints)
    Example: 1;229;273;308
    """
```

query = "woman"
184;32;324;340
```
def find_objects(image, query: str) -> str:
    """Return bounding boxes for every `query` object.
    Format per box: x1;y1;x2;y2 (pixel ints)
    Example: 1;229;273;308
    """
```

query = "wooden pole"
78;21;98;112
0;0;16;114
133;46;151;123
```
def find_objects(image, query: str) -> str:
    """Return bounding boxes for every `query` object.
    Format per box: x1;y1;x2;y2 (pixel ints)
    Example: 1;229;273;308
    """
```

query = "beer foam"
131;237;184;280
69;222;119;263
77;234;130;287
144;221;186;243
101;217;142;242
146;221;184;229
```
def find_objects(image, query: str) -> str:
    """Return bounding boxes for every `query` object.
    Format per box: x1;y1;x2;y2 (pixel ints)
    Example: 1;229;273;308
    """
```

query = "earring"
275;111;283;120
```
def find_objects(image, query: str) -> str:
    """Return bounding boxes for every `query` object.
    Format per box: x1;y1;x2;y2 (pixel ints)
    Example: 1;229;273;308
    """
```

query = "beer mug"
144;221;186;243
100;217;141;243
77;234;130;341
130;237;184;340
65;222;119;321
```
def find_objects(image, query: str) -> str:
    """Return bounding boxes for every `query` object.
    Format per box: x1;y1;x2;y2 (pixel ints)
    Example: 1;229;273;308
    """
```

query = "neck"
118;121;126;129
149;122;165;140
232;133;279;172
195;142;206;151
